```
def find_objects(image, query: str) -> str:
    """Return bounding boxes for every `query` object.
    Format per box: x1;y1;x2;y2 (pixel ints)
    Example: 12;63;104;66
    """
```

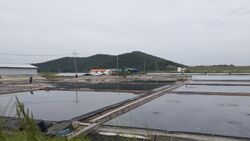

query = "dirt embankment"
50;74;187;83
0;74;187;95
0;73;186;84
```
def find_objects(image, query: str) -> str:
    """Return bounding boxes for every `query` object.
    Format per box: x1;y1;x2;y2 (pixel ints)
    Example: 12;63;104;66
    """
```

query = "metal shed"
0;64;38;75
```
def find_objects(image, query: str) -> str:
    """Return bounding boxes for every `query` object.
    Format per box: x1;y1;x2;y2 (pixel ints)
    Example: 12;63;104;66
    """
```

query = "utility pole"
144;61;146;74
73;50;78;78
155;61;158;72
116;55;119;69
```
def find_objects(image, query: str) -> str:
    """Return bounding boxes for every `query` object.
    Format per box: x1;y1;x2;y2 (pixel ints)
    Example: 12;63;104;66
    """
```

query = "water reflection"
74;83;80;105
106;75;250;138
73;91;80;105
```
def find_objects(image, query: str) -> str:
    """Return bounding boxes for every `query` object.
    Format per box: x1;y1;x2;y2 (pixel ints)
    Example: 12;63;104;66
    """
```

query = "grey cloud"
0;0;250;66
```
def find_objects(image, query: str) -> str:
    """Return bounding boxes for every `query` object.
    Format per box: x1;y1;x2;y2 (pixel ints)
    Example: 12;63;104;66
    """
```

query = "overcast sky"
0;0;250;66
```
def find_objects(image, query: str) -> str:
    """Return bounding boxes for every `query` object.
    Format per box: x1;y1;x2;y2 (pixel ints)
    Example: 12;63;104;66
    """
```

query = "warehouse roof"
0;64;38;69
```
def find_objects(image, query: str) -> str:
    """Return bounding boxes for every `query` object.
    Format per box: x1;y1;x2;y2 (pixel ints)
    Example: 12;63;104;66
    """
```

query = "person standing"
29;76;33;84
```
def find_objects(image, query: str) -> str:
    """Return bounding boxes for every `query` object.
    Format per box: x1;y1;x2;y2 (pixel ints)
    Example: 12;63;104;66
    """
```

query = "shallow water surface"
192;75;250;81
175;85;250;93
190;81;250;85
0;90;136;121
106;94;250;138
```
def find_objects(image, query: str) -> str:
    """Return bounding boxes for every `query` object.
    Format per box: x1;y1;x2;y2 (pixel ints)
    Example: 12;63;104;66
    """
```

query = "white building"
0;64;38;75
177;67;186;73
177;67;182;72
90;69;109;75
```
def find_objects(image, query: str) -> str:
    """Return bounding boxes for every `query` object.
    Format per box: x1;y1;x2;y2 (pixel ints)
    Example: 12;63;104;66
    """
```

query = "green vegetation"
41;72;58;82
0;97;90;141
187;65;250;73
34;51;185;72
1;133;90;141
15;97;44;141
0;118;4;140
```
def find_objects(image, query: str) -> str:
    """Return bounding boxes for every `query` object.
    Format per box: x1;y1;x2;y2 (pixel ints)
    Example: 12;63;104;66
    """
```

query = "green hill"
34;51;185;72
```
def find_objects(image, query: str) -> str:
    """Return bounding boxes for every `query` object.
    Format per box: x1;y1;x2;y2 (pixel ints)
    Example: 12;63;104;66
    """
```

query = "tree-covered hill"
34;51;185;72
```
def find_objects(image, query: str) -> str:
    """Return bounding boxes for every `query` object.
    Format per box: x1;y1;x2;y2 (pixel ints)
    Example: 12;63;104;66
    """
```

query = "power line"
0;51;71;57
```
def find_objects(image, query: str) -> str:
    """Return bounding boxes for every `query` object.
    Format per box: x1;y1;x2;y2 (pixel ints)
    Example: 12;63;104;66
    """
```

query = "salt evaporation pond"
106;94;250;138
192;75;250;81
175;85;250;93
190;81;250;85
0;90;136;121
54;82;169;91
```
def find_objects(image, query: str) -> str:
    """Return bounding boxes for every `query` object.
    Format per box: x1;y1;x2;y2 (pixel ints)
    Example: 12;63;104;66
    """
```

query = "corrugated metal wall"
0;68;37;75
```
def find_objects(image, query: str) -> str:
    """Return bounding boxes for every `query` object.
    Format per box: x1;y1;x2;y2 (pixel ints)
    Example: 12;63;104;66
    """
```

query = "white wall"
0;68;37;75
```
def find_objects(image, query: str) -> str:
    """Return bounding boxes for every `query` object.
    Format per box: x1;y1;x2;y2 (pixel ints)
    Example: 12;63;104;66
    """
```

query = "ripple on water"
152;111;160;115
218;103;239;107
165;100;180;104
186;86;197;89
228;121;243;125
245;113;250;116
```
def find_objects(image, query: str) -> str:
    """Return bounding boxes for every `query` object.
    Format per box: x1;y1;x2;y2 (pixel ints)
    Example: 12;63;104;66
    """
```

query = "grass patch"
41;72;58;82
0;118;4;140
1;133;90;141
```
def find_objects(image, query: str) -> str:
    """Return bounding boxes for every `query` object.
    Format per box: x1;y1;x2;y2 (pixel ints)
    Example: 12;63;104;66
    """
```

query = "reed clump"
0;97;90;141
